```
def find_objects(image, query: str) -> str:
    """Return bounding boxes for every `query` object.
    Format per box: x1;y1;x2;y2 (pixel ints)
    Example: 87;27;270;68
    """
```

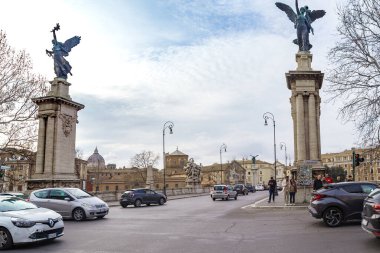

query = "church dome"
86;147;106;168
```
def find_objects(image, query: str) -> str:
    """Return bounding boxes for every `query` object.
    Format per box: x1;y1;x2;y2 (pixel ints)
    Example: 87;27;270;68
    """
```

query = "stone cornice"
285;71;324;90
32;96;85;110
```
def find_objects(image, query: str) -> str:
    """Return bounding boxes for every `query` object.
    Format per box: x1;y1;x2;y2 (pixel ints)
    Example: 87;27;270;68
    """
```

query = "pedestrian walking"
313;174;323;191
268;177;277;203
289;178;297;205
282;176;290;206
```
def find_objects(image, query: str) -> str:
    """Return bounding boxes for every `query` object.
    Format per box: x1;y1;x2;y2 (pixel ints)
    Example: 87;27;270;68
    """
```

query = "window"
248;172;251;175
17;185;22;191
34;190;49;199
106;186;109;191
49;189;70;200
342;184;362;193
115;185;119;191
361;184;377;194
175;184;178;188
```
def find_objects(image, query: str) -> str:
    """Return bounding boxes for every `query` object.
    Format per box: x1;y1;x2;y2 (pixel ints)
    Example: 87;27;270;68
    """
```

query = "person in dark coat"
268;177;277;203
313;174;323;191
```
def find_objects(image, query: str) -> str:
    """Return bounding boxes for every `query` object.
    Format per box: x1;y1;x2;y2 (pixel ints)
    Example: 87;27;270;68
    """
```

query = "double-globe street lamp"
162;121;174;196
219;143;227;184
263;112;277;185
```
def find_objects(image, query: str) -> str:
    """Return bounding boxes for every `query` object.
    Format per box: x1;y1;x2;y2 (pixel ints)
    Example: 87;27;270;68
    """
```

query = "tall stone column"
286;52;324;167
296;94;306;161
308;94;318;160
28;78;84;190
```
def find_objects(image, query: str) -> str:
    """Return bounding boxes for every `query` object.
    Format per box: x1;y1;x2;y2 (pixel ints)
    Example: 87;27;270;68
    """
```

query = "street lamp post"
162;121;174;196
263;112;277;183
219;143;227;184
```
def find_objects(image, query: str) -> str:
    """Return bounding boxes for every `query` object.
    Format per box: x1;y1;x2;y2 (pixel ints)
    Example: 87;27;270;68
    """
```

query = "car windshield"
0;198;37;212
66;188;92;199
214;186;225;191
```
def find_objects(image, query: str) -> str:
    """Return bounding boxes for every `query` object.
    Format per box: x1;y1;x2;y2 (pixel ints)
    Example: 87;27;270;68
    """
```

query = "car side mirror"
64;197;71;201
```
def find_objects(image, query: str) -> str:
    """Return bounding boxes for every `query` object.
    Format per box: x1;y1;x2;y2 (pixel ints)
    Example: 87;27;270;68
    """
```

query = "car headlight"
11;218;36;228
81;203;94;208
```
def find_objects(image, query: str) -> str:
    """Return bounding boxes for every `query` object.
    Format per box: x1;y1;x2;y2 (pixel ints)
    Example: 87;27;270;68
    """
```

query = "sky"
0;0;358;168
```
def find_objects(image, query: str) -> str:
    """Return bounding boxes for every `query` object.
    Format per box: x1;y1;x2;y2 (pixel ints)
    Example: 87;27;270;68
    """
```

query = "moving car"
255;184;265;191
119;189;167;208
0;196;64;249
211;185;237;201
30;188;109;221
245;185;256;193
234;184;249;195
308;182;378;227
362;188;380;239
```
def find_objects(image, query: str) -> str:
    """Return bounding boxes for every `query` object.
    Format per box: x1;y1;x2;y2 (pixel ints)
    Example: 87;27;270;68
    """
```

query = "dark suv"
233;184;249;196
120;188;167;208
362;188;380;239
308;182;378;227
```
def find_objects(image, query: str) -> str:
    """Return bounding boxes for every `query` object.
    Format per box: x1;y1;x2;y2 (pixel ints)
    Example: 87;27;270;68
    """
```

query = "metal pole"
163;128;166;196
274;120;277;182
220;149;222;184
352;149;356;181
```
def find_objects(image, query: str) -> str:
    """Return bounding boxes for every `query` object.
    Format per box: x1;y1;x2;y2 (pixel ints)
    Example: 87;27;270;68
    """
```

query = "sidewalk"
244;190;308;209
106;193;210;207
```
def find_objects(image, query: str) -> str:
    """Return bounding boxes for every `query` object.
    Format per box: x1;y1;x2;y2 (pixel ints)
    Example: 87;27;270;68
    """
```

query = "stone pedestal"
27;78;84;190
146;165;154;189
286;53;325;203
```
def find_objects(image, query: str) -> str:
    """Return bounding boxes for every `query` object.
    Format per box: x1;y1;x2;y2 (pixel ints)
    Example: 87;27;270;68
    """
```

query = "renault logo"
48;218;55;228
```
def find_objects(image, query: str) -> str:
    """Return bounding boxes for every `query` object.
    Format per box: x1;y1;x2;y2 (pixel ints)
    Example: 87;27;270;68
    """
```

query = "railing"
91;187;212;202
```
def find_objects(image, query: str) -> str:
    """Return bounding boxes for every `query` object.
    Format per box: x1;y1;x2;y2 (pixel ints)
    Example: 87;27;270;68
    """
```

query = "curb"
241;197;308;209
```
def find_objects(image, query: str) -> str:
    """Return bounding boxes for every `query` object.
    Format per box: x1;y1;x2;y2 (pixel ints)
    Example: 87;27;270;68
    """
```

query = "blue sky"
0;0;356;168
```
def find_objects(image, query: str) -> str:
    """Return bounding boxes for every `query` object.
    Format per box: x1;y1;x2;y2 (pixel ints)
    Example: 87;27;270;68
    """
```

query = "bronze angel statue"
275;0;325;52
46;24;81;79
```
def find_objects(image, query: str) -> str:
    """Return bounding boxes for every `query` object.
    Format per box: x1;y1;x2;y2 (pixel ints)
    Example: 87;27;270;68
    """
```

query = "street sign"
0;166;10;170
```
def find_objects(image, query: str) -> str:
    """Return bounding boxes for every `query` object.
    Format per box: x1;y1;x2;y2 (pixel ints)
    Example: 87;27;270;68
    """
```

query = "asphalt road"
10;191;380;253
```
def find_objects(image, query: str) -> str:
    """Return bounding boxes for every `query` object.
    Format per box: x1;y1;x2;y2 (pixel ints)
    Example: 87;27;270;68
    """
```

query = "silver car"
211;185;238;201
30;188;109;221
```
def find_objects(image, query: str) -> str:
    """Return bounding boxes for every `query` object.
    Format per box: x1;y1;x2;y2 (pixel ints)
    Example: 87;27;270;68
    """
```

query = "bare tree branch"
327;0;380;146
0;30;47;152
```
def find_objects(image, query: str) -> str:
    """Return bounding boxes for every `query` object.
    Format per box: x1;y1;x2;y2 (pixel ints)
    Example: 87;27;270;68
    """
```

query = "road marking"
241;197;267;209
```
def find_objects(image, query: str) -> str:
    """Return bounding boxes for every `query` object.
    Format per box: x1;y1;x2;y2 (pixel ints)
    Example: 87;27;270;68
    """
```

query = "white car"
255;184;265;191
0;196;64;249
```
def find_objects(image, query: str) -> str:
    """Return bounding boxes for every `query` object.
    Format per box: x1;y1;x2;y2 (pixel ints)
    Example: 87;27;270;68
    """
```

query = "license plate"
48;233;56;239
361;219;368;226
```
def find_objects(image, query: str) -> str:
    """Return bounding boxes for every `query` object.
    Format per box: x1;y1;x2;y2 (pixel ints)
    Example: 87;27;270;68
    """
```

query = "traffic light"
355;154;365;166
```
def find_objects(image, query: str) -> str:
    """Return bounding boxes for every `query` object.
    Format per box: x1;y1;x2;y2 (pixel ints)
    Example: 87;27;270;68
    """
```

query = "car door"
145;190;156;204
340;184;366;218
31;189;50;208
47;189;72;217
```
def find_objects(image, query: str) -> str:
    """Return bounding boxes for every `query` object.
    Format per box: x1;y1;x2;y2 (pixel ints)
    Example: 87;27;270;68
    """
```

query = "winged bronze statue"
46;23;81;80
275;0;325;52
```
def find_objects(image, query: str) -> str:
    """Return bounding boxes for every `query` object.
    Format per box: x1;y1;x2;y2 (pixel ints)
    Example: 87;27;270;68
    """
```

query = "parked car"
0;192;28;200
308;182;378;227
211;185;237;201
119;189;167;208
30;188;109;221
234;184;249;195
255;184;265;191
362;188;380;239
0;196;64;249
245;185;256;193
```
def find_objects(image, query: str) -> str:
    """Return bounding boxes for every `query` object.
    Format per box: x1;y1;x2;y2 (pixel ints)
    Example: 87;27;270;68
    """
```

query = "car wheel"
121;203;128;208
147;203;151;206
134;199;142;207
323;207;343;227
226;195;230;201
0;227;13;250
212;198;216;201
73;208;86;221
234;195;237;200
158;198;165;205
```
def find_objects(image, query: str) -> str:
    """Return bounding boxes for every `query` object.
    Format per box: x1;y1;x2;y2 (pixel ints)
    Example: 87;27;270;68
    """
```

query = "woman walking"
282;176;290;206
289;178;297;206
